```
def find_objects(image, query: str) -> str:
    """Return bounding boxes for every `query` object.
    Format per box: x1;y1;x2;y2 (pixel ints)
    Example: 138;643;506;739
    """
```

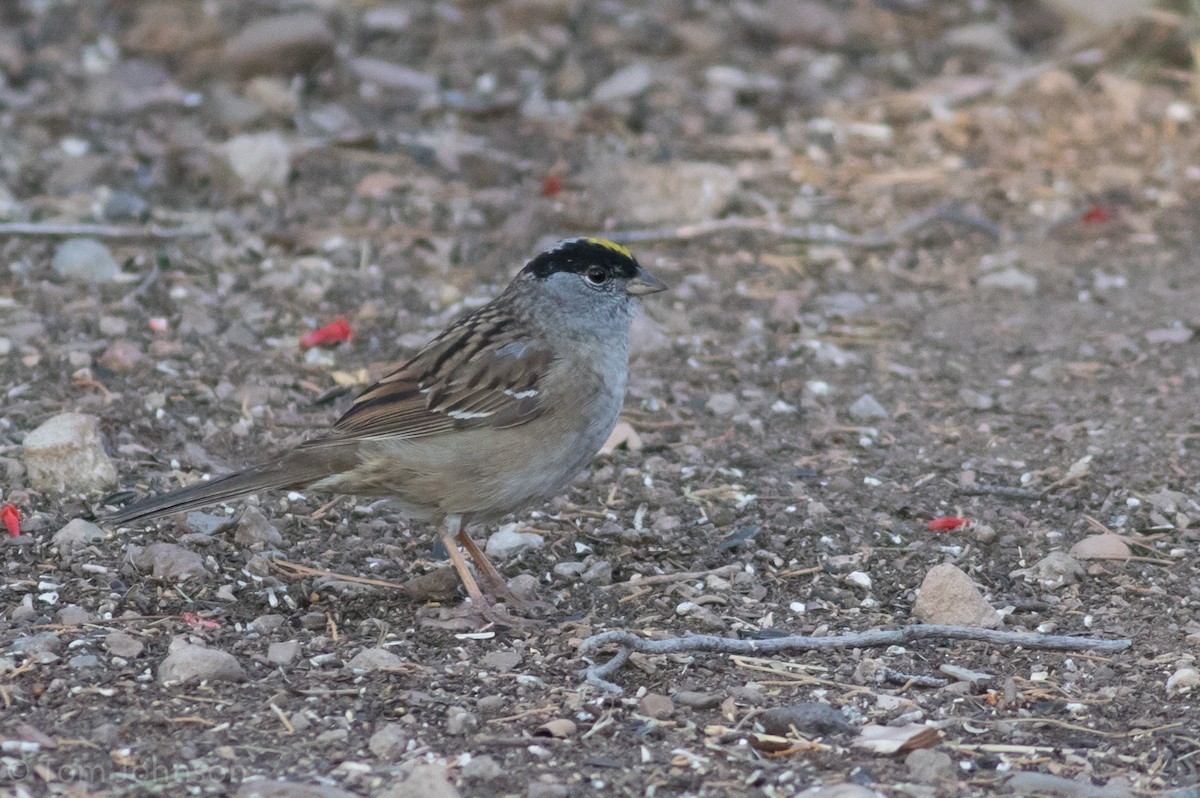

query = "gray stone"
759;703;856;736
799;786;884;798
236;781;362;798
350;58;438;95
638;693;674;720
743;0;848;47
507;573;540;601
485;528;544;560
104;631;144;659
705;392;738;416
158;640;247;685
1012;551;1084;590
675;690;722;710
913;564;1000;628
52;518;105;550
943;22;1022;61
102;190;150;222
218;132;292;193
22;413;118;494
905;748;957;784
12;633;63;656
235;507;283;548
552;561;586;579
480;649;522;673
266;641;299;666
362;6;412;33
57;606;89;626
347;647;404;672
51;238;121;283
445;706;479;736
959;388;995;411
130;542;209;582
69;654;101;669
368;722;409;760
592;62;654;103
848;394;888;420
182;511;233;535
248;614;286;634
581;560;613;584
979;267;1037;294
461;754;502;782
1167;667;1200;694
223;14;334;78
98;339;145;372
378;762;460;798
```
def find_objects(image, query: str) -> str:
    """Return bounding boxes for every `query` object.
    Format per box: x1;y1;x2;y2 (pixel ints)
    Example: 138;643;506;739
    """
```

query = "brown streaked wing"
328;323;556;441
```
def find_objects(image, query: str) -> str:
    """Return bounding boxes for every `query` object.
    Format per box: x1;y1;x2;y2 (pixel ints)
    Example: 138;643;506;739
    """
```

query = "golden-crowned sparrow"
107;237;666;607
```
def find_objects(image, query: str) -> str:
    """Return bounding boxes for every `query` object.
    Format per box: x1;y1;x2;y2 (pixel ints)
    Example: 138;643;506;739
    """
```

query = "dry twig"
605;206;1001;250
956;484;1045;500
578;625;1132;694
602;563;743;590
0;222;208;239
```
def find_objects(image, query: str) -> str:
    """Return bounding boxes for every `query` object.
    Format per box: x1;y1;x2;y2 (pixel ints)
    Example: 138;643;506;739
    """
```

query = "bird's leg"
440;515;488;607
456;528;518;602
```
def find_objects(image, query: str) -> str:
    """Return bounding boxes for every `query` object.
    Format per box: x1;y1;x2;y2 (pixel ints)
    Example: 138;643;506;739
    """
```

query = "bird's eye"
585;267;609;285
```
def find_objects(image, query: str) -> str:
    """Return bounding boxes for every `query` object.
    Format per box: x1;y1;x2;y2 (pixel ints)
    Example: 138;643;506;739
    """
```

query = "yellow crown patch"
584;237;634;260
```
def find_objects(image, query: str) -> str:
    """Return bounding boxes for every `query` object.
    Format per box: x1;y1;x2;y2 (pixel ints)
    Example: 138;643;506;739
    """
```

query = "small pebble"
21;413;118;494
480;649;522;673
51;238;121;283
368;723;409;760
959;387;995;411
347;647;404;672
979;267;1037;294
461;754;502;782
249;614;286;634
130;542;209;583
675;690;722;710
581;560;613;584
705;392;738;416
913;563;1000;628
759;703;856;736
158;640;247;685
552;561;586;579
592;62;654;103
104;631;144;659
446;706;479;735
57;605;90;626
638;693;674;720
218;132;292;192
235;507;283;548
905;748;957;785
848;394;888;420
52;518;105;551
1167;667;1200;694
485;527;544;559
266;641;299;666
11;633;63;656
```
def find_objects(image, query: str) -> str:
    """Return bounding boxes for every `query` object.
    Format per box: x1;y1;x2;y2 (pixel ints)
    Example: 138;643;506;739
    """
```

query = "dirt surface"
3;1;1200;796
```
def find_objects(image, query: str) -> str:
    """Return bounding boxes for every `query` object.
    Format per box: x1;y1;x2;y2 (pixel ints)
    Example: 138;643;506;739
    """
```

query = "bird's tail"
105;443;357;526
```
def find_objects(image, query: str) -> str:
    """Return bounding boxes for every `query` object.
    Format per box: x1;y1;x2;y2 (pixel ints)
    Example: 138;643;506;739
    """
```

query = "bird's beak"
625;269;668;296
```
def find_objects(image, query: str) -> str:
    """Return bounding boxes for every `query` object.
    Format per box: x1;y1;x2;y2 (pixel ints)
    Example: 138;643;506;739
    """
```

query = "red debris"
927;516;972;532
540;175;564;197
180;612;220;629
1;504;20;537
300;316;353;349
1081;204;1112;224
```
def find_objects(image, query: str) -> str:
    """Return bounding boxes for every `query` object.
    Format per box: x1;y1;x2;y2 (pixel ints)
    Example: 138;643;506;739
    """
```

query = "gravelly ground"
3;1;1200;797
